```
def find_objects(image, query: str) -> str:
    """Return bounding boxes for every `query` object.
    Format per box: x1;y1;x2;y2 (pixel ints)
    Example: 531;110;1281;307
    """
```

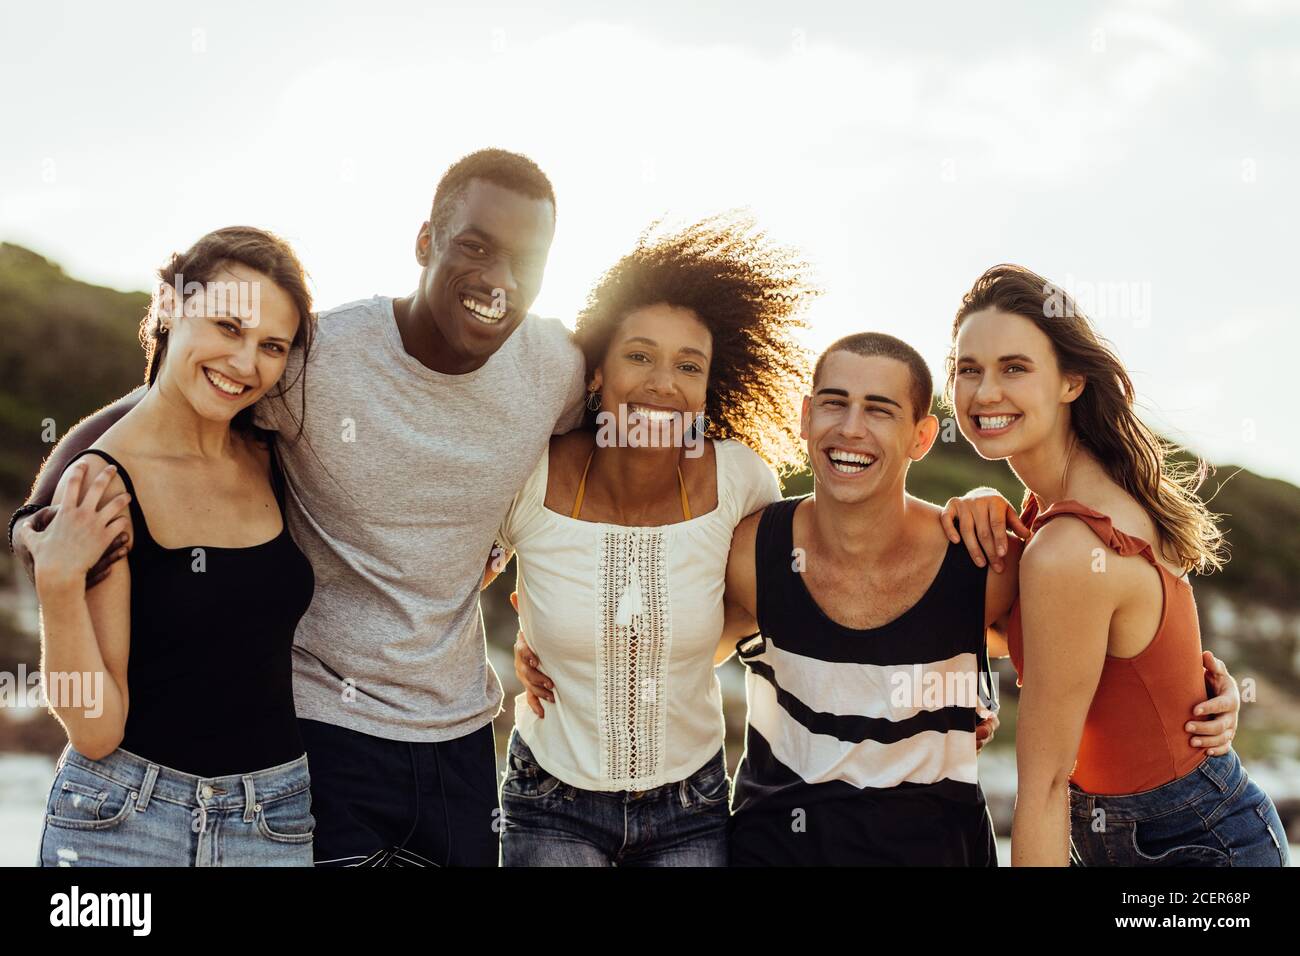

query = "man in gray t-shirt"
10;149;586;867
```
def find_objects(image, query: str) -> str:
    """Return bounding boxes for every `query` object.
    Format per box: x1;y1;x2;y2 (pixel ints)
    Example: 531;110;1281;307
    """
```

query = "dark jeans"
298;717;500;867
499;729;729;867
1070;748;1289;867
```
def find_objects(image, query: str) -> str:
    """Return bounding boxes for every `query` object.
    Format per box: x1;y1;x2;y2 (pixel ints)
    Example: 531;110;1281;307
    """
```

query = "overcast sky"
3;0;1298;484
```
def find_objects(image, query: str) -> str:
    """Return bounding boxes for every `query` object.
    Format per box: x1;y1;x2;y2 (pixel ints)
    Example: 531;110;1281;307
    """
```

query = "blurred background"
2;0;1298;864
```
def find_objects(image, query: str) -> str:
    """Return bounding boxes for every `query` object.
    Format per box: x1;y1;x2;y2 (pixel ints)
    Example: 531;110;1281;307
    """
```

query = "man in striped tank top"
721;333;1019;865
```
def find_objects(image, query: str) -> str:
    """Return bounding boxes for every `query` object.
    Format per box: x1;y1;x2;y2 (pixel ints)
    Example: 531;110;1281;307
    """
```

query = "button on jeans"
38;744;315;867
499;729;729;866
1069;749;1289;867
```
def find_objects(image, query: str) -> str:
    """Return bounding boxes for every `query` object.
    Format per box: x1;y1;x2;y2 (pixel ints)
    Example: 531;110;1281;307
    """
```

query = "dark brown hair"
573;212;818;475
944;263;1225;573
139;226;315;442
814;332;934;421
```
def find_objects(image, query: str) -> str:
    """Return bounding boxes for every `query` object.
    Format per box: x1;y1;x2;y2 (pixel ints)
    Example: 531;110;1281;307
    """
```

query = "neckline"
383;295;514;384
541;439;722;530
789;502;960;635
80;448;289;554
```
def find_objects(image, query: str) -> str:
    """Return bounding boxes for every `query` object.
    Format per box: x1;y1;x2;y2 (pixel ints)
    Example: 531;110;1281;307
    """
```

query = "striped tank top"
729;496;998;866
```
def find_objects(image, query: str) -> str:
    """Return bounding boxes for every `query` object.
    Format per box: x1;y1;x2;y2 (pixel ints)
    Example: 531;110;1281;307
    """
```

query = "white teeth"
629;406;677;422
827;449;875;473
976;415;1017;430
204;368;248;395
460;295;506;323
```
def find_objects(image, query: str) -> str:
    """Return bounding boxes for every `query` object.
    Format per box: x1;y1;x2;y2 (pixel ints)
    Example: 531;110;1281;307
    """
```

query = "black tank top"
729;496;998;866
64;441;314;778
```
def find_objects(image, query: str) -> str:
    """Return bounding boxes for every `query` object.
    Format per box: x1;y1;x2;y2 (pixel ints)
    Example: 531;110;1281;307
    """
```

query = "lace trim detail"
596;528;671;784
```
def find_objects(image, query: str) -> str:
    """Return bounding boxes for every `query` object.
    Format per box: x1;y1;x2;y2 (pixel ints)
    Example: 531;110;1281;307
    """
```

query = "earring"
692;412;711;437
586;388;602;412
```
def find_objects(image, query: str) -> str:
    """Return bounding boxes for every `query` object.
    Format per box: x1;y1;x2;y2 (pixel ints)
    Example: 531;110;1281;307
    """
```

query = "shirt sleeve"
726;441;783;522
252;396;281;432
498;449;550;552
552;337;588;435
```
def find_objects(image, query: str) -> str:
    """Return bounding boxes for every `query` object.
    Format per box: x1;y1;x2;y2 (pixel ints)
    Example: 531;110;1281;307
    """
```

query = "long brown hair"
944;263;1226;573
139;226;315;441
573;212;817;475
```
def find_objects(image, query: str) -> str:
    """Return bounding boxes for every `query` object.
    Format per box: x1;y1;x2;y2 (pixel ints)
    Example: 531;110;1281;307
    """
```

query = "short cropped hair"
813;332;933;420
429;148;556;242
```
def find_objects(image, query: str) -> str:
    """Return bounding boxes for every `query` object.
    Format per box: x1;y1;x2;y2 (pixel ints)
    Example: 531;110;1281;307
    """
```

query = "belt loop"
242;775;257;823
136;764;159;812
678;779;691;810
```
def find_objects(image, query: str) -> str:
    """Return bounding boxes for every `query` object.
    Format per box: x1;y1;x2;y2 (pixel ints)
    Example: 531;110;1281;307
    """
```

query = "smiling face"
952;308;1084;461
591;303;712;444
416;178;555;365
157;262;300;420
802;350;938;505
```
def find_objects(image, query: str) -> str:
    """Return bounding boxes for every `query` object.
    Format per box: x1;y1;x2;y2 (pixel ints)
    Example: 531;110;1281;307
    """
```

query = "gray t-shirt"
254;295;587;742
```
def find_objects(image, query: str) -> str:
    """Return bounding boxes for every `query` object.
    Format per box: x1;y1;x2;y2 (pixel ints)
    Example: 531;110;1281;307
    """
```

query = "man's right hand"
14;505;131;589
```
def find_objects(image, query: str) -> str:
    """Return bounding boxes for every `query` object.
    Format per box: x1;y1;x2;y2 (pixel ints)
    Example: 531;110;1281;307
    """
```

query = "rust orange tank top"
1007;496;1209;795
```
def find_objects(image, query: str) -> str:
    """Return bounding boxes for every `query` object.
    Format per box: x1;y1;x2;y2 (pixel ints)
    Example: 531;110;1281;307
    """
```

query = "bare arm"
715;510;762;666
1011;522;1110;867
983;535;1022;658
31;457;133;758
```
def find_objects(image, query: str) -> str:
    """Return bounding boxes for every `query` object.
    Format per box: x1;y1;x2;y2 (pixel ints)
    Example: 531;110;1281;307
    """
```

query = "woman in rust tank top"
939;264;1287;867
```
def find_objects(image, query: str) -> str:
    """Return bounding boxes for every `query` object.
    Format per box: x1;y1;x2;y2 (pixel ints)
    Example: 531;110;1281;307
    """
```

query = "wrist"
35;568;85;600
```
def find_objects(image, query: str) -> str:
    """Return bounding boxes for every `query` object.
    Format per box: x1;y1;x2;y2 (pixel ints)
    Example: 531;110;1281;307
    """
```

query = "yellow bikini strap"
572;449;596;519
571;449;692;521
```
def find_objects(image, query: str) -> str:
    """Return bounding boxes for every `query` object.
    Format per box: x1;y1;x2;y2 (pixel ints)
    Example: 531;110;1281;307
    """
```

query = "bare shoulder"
543;430;595;507
1020;516;1107;586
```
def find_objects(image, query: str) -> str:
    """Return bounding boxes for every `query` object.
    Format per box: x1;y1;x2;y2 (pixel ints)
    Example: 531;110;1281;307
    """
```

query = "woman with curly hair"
497;213;816;866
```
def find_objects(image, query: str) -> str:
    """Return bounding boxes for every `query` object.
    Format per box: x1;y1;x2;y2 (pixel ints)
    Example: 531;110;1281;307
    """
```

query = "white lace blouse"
498;439;782;792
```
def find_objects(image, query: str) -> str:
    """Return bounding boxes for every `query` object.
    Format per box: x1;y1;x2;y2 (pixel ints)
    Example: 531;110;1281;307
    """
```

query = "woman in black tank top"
24;228;321;867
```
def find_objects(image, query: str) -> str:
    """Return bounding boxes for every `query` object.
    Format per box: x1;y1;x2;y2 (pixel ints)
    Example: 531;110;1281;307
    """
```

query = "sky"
3;0;1298;484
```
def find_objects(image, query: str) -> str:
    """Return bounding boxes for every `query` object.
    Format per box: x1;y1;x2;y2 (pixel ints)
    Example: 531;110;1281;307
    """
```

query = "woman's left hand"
1187;651;1239;756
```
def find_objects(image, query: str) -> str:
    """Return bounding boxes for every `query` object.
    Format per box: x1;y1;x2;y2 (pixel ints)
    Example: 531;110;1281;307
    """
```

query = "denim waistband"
57;744;310;816
1068;751;1240;822
511;730;723;798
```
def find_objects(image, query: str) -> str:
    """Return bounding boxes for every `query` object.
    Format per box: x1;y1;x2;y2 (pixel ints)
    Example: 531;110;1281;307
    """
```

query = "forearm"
36;578;127;755
1011;773;1072;866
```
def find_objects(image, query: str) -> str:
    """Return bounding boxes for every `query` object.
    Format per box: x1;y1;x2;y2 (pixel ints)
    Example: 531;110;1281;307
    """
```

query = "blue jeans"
1069;749;1289;867
499;729;729;867
38;744;315;867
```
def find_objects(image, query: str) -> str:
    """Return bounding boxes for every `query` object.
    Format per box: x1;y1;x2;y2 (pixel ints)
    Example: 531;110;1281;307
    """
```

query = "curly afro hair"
573;212;818;476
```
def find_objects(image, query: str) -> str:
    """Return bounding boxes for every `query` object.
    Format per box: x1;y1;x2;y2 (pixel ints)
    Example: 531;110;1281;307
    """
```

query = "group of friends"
9;148;1289;867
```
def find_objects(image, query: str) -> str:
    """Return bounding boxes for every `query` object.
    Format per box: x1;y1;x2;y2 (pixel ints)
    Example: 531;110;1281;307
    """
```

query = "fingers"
100;490;133;520
526;689;545;720
29;505;58;534
1195;693;1237;721
941;502;960;544
1190;728;1233;752
990;507;1008;559
1186;716;1229;738
956;505;987;569
53;462;85;507
86;533;130;586
1205;651;1228;676
973;504;1002;574
1007;508;1032;541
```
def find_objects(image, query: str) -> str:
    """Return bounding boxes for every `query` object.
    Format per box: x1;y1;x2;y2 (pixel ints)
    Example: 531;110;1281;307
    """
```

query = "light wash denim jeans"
499;729;729;867
1069;748;1289;867
38;744;315;867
